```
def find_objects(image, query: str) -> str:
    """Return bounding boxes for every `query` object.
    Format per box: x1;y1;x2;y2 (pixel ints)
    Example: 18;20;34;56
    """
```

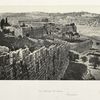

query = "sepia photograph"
0;5;100;80
0;0;100;99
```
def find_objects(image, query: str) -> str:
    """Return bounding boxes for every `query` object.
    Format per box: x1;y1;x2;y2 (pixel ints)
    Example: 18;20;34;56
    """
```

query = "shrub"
18;35;22;39
81;56;88;62
89;56;100;68
26;34;29;37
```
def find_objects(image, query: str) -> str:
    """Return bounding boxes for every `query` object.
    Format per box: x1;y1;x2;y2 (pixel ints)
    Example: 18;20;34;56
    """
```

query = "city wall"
0;41;70;80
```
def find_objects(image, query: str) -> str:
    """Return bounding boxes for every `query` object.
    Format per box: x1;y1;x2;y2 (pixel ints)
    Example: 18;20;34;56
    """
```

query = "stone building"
61;23;77;34
22;25;46;38
2;25;23;37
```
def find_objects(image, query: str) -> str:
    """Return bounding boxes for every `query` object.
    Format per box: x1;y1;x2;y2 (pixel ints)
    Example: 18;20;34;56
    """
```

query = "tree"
18;35;22;39
26;33;29;37
81;56;88;62
89;56;100;69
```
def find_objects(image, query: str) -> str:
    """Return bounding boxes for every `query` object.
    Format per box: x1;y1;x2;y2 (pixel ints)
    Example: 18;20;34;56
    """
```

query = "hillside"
50;12;100;26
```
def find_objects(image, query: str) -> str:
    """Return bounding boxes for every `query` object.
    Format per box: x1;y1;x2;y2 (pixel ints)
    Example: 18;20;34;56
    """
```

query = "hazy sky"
0;5;100;14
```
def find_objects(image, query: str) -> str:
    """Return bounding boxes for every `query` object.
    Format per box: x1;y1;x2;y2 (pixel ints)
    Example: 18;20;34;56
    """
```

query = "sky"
0;0;100;13
0;5;100;14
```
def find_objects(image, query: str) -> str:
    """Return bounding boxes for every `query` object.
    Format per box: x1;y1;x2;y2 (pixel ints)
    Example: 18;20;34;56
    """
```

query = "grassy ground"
62;61;87;80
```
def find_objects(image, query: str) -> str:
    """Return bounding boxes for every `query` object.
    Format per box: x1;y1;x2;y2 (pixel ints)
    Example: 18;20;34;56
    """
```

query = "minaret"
0;18;5;29
5;17;8;24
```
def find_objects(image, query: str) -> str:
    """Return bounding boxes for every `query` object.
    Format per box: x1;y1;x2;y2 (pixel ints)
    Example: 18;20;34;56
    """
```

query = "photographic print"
0;5;100;80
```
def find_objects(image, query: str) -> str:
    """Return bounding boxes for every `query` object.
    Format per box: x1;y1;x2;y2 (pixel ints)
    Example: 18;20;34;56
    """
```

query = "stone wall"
61;23;77;34
22;26;45;38
0;42;70;80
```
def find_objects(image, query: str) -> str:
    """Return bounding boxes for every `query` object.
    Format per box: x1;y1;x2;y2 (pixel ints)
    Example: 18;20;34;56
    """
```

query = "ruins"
0;15;96;80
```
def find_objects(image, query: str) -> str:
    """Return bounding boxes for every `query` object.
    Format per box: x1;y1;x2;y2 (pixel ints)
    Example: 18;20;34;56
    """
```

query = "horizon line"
0;6;100;14
0;11;100;14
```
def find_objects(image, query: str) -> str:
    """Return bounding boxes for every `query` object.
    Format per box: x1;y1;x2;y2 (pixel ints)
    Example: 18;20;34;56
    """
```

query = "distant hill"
50;12;100;26
0;11;100;26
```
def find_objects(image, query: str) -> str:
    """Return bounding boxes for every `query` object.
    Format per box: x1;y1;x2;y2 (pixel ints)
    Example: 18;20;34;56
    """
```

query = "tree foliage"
89;56;100;68
81;56;88;62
